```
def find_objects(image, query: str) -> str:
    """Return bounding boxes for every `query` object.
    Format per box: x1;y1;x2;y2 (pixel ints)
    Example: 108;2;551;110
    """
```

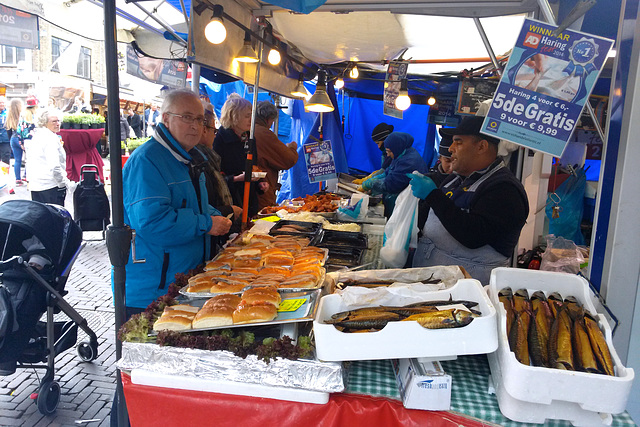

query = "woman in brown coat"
254;101;298;210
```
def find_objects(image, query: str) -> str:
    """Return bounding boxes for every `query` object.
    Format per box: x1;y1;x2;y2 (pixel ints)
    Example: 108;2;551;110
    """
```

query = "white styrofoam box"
314;279;497;361
488;351;613;426
392;359;452;411
488;268;634;414
131;369;330;405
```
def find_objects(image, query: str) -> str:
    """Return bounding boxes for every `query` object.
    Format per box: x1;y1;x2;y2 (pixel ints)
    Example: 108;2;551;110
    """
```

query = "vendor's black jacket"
418;160;529;257
213;127;261;217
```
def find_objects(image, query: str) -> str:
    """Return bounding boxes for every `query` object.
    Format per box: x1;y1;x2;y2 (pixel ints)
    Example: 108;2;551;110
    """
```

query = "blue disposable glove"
406;173;437;199
361;176;375;191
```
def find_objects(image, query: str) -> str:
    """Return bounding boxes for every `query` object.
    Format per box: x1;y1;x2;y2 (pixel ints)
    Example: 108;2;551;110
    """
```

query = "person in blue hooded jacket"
122;89;232;316
359;132;429;217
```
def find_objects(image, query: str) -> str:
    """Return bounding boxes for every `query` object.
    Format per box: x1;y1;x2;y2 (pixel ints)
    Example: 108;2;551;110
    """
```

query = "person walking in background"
119;110;130;149
0;96;10;165
17;95;39;181
213;94;267;218
144;103;159;136
254;100;298;210
127;108;143;138
24;108;76;206
5;98;23;186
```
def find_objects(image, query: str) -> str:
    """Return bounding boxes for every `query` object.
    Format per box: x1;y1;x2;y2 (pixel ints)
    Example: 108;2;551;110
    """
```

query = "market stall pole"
103;0;131;425
242;29;264;228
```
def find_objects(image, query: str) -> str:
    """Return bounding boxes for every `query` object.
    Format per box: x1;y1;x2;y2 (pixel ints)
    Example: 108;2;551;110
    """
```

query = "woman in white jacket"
25;109;74;206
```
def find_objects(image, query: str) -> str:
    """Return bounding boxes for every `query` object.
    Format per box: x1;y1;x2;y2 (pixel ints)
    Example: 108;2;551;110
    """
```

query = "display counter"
58;129;105;182
122;354;635;426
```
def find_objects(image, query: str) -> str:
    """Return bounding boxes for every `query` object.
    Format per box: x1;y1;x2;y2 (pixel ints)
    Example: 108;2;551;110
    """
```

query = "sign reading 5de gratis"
482;18;613;157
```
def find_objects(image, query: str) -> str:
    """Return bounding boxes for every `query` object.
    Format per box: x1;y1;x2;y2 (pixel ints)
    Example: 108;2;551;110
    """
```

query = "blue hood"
384;132;414;158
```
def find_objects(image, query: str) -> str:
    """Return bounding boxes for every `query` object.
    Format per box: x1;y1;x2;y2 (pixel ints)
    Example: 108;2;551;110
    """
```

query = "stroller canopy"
0;200;83;278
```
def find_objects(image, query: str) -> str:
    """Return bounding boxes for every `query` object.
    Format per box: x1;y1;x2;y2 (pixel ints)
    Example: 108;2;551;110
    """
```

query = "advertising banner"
482;18;613;157
126;45;187;88
303;139;337;183
383;61;408;119
0;5;38;49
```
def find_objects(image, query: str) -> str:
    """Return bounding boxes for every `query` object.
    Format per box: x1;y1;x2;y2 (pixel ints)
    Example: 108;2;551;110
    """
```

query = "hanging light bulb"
349;64;359;79
291;75;307;98
268;48;281;65
235;31;259;63
204;6;226;44
395;79;411;111
334;77;344;89
306;70;334;113
267;34;281;65
427;96;436;106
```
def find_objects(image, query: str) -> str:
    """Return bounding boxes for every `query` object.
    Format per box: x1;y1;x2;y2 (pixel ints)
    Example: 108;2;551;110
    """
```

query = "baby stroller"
0;200;99;415
73;164;111;240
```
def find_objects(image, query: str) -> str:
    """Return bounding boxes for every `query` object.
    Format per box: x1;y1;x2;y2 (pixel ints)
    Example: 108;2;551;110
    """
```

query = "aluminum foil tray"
118;342;344;393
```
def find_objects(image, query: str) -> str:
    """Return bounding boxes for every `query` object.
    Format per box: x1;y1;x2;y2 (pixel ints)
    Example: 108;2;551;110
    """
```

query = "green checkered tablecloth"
345;355;636;426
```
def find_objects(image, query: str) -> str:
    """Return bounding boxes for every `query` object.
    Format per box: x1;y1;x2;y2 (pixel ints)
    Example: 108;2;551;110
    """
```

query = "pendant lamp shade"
306;71;334;113
291;76;307;98
235;31;259;63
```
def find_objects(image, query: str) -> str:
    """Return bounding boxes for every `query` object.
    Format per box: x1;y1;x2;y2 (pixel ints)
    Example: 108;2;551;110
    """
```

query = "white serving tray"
488;351;613;426
313;278;498;361
487;268;634;414
131;369;329;404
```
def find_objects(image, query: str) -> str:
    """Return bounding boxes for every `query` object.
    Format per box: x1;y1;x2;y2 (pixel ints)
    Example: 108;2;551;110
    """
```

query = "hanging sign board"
303;139;337;183
0;5;39;50
481;18;613;157
456;79;499;116
383;61;408;119
126;45;187;88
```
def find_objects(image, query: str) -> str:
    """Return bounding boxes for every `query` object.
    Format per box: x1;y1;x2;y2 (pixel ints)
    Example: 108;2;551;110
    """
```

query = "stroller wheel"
77;340;99;362
36;380;60;415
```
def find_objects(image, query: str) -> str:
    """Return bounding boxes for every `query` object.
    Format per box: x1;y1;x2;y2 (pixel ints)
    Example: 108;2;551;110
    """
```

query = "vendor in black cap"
352;122;394;185
427;128;454;187
407;115;529;284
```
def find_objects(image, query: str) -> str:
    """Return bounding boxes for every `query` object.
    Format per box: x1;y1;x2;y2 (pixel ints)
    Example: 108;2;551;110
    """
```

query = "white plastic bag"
379;186;419;268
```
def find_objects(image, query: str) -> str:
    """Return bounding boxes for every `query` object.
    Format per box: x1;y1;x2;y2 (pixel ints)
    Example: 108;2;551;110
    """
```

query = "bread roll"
232;257;262;268
205;259;232;271
248;280;281;288
168;304;200;313
203;294;242;309
187;281;216;293
262;254;295;267
241;286;281;307
209;282;247;294
279;274;318;289
162;308;197;319
259;266;291;277
232;304;278;324
153;315;192;331
192;306;234;328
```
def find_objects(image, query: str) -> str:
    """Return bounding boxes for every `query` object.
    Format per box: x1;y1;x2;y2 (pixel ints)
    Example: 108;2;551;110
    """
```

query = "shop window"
78;46;91;79
1;45;26;66
51;37;70;73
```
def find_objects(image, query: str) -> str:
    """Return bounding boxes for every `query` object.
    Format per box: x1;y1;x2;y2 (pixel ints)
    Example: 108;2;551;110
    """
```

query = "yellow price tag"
278;298;306;312
252;215;280;222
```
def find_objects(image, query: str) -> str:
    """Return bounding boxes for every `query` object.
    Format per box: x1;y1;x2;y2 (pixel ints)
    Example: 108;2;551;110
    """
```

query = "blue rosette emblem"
564;37;599;102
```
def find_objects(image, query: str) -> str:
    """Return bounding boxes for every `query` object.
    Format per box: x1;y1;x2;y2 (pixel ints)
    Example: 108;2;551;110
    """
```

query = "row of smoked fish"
499;288;614;376
324;298;478;332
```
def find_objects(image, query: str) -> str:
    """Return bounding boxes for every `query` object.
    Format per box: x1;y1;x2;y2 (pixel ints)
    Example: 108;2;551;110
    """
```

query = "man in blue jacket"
122;89;231;316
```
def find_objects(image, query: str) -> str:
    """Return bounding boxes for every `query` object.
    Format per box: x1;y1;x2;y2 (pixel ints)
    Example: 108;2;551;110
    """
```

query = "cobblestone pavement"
0;165;117;426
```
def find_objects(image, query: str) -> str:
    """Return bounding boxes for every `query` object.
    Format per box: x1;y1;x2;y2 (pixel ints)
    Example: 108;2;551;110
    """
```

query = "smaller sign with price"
482;18;613;157
0;5;39;50
303;140;337;184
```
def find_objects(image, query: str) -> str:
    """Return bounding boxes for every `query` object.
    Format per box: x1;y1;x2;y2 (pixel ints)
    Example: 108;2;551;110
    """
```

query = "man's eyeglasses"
165;112;206;126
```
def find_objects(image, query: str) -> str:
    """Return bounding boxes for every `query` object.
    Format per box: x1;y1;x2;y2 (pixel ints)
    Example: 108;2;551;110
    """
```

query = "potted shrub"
126;137;149;155
61;115;72;129
80;114;92;129
97;114;106;129
121;140;127;156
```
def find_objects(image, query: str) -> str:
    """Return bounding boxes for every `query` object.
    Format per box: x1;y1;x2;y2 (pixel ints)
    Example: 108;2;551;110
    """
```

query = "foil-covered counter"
118;342;344;393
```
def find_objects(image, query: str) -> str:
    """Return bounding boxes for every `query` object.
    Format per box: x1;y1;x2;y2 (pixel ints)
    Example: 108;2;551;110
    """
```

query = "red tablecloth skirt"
121;373;489;427
58;129;105;182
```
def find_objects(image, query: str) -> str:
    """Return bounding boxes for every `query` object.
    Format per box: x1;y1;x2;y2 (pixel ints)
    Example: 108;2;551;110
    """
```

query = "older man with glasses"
122;89;232;317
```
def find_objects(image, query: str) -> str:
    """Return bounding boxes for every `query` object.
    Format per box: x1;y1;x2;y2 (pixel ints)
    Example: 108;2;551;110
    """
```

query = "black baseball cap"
437;128;453;158
440;116;500;145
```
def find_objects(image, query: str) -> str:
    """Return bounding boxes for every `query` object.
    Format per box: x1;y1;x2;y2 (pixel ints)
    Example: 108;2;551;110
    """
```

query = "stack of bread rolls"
153;304;199;331
232;286;281;324
185;235;326;294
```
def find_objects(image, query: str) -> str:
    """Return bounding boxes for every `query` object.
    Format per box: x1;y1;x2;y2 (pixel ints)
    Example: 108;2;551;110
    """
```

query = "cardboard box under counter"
392;359;452;411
